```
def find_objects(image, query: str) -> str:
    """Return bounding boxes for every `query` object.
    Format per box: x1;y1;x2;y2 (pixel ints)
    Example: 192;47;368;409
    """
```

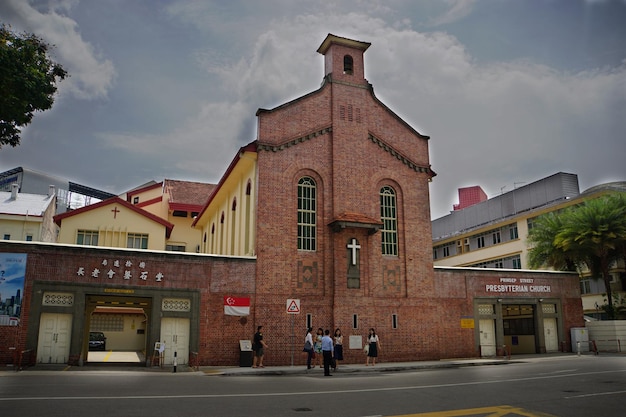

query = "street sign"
286;298;300;314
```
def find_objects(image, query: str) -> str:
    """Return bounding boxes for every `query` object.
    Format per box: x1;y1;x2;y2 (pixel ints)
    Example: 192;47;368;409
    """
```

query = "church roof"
317;33;371;55
164;179;216;210
54;196;175;238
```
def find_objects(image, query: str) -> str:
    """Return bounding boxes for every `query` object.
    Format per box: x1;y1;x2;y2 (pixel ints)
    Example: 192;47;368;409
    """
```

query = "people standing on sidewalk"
321;329;334;376
365;328;380;366
314;327;323;368
252;325;268;368
304;327;314;369
333;328;344;370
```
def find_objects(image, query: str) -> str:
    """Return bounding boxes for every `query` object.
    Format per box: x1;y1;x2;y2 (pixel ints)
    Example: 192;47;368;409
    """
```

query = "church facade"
0;34;583;368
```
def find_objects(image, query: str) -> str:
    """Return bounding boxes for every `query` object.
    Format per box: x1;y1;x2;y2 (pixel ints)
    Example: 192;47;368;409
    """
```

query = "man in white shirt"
321;329;334;376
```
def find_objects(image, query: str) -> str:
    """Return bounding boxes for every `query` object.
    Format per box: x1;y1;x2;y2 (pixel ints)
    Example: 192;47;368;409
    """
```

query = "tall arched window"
343;55;353;75
297;177;317;251
245;179;252;254
231;197;237;255
380;186;398;256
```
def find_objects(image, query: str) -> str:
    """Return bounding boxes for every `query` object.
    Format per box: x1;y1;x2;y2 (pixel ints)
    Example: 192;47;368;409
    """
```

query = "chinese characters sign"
77;258;165;283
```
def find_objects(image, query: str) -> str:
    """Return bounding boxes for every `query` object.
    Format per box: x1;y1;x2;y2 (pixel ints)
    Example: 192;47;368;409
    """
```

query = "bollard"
173;351;177;373
577;341;581;356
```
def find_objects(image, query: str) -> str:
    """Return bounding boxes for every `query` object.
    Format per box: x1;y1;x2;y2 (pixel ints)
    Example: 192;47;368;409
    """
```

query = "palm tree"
527;212;577;271
528;193;626;318
556;194;626;317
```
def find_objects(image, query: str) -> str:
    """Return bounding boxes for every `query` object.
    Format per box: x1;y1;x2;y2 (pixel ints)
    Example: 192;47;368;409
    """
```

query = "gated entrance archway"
84;294;152;363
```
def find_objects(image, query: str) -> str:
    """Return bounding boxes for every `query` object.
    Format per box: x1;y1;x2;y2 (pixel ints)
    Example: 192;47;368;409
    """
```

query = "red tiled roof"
164;179;216;208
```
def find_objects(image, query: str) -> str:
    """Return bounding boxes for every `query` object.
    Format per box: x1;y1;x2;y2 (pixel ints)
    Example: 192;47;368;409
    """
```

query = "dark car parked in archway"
89;332;107;351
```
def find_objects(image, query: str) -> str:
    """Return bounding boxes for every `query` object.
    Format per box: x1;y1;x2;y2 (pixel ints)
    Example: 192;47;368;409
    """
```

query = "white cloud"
3;0;116;99
97;101;250;182
427;0;478;27
87;8;626;217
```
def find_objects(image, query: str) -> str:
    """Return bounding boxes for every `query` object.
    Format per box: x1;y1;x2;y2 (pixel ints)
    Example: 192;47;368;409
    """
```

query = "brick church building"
0;34;583;368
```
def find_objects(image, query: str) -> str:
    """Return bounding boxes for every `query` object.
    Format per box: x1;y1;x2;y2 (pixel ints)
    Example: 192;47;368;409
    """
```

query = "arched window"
297;177;317;251
343;55;353;75
231;197;237;254
380;186;398;256
245;179;252;254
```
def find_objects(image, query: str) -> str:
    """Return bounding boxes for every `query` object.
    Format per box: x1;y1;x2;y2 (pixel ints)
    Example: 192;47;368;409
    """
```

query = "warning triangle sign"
287;299;300;313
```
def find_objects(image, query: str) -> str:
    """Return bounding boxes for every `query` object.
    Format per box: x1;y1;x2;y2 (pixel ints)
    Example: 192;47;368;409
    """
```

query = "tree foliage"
0;24;67;148
528;193;626;318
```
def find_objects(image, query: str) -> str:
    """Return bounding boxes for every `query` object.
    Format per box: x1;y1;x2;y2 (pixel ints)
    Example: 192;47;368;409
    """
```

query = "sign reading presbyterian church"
486;277;551;294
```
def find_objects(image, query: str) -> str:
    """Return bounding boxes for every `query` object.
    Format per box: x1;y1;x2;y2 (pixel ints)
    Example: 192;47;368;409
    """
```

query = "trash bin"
239;340;253;367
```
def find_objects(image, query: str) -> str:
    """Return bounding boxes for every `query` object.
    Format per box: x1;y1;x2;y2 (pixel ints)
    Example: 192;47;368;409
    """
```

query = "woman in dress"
314;327;323;368
304;327;314;369
365;327;380;366
333;328;344;370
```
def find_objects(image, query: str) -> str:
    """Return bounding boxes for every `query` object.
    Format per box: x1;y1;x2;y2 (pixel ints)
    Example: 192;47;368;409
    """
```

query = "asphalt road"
1;355;625;417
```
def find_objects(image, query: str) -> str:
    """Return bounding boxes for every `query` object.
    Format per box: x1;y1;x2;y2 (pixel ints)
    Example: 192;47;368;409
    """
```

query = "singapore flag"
224;296;250;316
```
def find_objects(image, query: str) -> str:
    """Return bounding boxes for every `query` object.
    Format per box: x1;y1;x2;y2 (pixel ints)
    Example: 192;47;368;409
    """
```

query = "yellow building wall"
127;184;204;252
89;313;146;351
0;216;44;241
131;185;168;219
57;204;167;250
195;152;257;256
0;200;57;243
167;215;202;252
433;218;527;268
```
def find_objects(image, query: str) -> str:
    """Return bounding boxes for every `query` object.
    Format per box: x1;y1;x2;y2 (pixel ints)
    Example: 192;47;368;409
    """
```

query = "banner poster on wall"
0;253;27;323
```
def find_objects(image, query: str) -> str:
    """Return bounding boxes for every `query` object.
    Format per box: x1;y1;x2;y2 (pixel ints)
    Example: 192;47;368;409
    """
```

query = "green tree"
527;212;578;272
528;193;626;318
0;24;67;148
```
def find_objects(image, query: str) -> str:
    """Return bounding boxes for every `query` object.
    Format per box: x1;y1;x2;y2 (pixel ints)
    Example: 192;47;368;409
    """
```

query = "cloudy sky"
1;0;624;219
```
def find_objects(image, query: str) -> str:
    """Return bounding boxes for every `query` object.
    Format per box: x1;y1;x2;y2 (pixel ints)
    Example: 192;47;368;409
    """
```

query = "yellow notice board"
460;317;475;329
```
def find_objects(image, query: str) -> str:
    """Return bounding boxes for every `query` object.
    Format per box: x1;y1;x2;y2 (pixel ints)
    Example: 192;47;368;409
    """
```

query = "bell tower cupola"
317;34;371;84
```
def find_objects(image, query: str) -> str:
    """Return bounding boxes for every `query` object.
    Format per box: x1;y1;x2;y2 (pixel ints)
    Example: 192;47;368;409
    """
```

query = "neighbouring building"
0;184;57;243
453;186;488;211
432;172;626;320
0;34;583;368
53;179;215;253
0;166;115;214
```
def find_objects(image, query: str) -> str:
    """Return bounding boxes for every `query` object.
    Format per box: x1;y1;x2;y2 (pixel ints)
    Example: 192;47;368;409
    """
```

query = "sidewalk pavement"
200;353;590;376
200;357;516;376
3;353;591;375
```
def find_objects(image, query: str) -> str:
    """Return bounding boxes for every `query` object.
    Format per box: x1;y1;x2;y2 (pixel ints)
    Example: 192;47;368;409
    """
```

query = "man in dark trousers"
321;329;334;376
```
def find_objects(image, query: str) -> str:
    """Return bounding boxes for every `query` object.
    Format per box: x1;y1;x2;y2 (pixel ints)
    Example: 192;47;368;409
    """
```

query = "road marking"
564;389;626;399
388;405;557;416
1;369;624;402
